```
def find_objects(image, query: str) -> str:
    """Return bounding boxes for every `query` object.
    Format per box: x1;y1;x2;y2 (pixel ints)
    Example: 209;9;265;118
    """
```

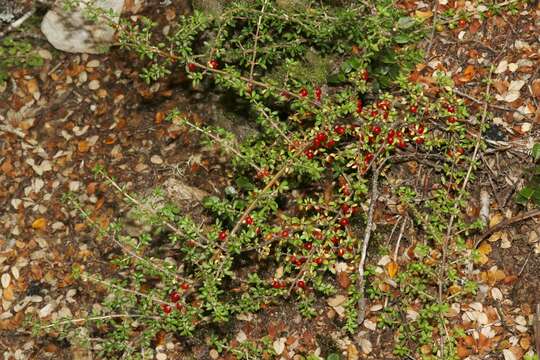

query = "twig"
39;314;159;330
474;208;540;247
453;88;529;117
0;8;36;39
357;161;383;324
424;0;439;59
393;217;407;261
249;0;268;81
438;65;495;356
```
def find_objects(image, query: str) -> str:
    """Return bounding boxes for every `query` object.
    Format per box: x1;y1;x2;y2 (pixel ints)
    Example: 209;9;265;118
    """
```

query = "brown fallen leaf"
31;217;47;230
386;261;398;278
458;65;476;83
337;271;351;289
532;79;540;99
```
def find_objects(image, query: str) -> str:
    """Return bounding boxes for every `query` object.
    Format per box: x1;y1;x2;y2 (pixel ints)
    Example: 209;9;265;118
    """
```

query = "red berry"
337;248;345;257
244;215;254;225
447;105;455;113
396;131;403;138
297;280;306;289
316;132;327;143
304;242;313;250
187;63;197;72
175;302;183;310
458;19;467;27
161;304;172;314
299;88;308;97
388;129;395;137
410;105;418;114
313;230;323;240
315;87;322;101
304;149;315;159
334;125;346;135
417;125;425;135
448;116;457;124
281;230;289;237
313;138;322;148
209;59;219;69
280;91;290;99
361;69;369;81
170;291;180;302
370;110;378;118
387;134;394;145
331;236;340;245
272;280;281;289
365;152;374;163
341;204;350;213
397;140;407;149
378;101;389;111
313;257;323;265
416;137;424;144
339;218;349;227
181;283;189;290
326;139;336;148
356;99;363;113
372;125;381;136
218;231;228;241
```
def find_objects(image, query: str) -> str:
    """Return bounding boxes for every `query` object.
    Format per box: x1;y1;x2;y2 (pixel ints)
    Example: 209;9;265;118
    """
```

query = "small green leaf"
532;143;540;161
397;17;416;30
327;354;341;360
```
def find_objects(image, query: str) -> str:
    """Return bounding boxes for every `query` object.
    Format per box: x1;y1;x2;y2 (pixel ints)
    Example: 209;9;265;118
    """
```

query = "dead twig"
474;208;540;247
357;160;384;323
0;8;36;39
453;88;529;117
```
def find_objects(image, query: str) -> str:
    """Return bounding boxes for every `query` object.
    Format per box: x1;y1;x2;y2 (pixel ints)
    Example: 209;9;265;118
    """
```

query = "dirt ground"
1;0;540;359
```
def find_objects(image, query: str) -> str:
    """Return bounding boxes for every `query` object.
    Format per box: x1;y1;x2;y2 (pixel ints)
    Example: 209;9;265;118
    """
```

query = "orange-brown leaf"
31;217;47;230
386;261;398;278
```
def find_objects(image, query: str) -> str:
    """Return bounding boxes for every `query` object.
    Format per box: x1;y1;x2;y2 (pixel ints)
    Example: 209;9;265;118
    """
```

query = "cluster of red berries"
445;104;458;124
298;87;323;102
161;283;190;314
304;131;336;159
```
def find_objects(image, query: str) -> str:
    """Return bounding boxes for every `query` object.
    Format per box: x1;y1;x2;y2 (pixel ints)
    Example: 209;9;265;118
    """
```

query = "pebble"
1;273;10;288
150;155;164;165
88;80;100;90
156;353;167;360
86;59;100;68
209;350;219;359
78;71;88;84
38;49;53;60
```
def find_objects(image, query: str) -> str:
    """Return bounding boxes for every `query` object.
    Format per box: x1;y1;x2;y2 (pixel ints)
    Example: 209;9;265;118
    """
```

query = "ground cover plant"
17;0;538;359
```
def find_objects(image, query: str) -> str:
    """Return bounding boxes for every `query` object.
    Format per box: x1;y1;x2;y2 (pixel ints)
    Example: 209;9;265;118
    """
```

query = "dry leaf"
337;271;351;289
386;261;398;278
489;213;504;227
458;65;476;83
532;79;540;99
327;294;347;307
415;10;433;18
31;218;47;230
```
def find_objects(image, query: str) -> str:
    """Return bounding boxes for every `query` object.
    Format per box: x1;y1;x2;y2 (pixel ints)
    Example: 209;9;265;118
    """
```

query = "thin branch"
39;314;159;330
357;161;383;323
0;8;36;39
249;0;268;81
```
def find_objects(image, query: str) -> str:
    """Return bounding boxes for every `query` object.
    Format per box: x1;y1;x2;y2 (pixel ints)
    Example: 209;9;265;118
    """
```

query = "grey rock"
41;0;124;54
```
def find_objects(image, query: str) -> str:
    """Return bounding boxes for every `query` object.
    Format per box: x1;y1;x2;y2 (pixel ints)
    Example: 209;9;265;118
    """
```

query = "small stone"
150;155;164;164
209;349;219;360
86;60;100;68
39;303;54;318
156;353;167;360
38;49;53;60
78;71;88;84
1;273;11;288
88;80;100;90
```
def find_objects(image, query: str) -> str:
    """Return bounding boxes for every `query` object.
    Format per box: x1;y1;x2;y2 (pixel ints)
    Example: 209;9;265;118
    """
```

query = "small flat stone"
86;60;100;68
88;80;100;90
150;155;164;164
1;273;10;289
156;353;167;360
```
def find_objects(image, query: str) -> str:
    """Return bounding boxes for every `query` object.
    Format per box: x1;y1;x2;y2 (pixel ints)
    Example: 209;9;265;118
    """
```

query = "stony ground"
1;0;540;359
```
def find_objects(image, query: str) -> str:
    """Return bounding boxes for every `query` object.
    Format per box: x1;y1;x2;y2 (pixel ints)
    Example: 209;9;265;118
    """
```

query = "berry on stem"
315;87;322;101
339;218;349;227
372;125;381;136
170;291;180;302
297;280;306;289
304;149;315;159
334;125;346;135
357;99;363;113
304;242;313;250
161;304;172;314
218;231;228;241
187;63;197;72
244;215;254;225
299;88;308;97
448;116;457;124
208;59;219;69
